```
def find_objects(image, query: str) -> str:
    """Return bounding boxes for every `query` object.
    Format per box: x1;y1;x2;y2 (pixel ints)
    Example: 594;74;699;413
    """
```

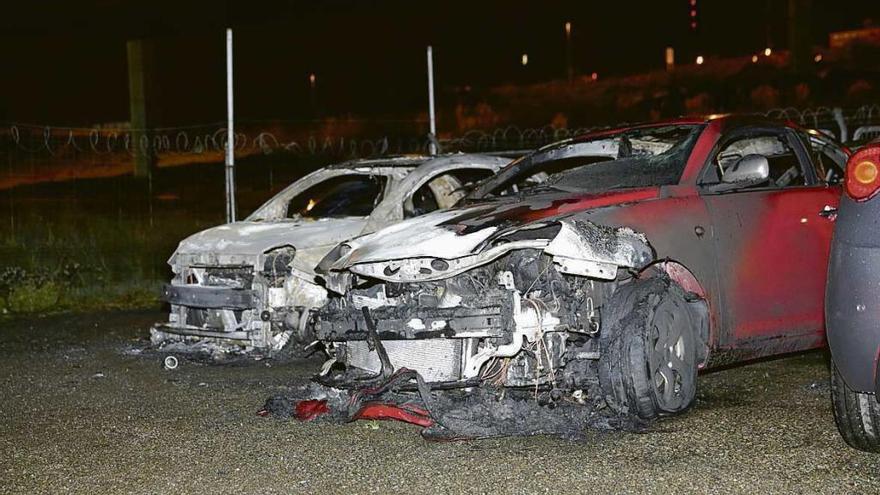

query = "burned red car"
314;116;848;426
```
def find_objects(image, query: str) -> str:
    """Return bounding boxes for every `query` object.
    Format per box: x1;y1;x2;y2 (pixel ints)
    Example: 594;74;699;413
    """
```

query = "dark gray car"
827;143;880;452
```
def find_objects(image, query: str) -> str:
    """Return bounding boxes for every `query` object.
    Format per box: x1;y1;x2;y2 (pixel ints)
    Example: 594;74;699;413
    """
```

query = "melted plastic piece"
294;399;331;421
351;402;435;428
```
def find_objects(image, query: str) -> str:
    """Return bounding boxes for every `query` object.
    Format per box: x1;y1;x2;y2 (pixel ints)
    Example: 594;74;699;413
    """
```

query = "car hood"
331;187;659;268
173;218;369;271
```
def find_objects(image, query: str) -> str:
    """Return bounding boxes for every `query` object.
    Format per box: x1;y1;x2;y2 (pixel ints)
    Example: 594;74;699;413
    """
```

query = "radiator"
344;339;463;382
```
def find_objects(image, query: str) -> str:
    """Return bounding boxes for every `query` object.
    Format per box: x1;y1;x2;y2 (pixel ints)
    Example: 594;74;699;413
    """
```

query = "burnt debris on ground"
258;367;647;440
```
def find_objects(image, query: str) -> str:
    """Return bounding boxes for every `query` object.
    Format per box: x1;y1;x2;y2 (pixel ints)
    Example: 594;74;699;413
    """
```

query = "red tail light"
845;144;880;202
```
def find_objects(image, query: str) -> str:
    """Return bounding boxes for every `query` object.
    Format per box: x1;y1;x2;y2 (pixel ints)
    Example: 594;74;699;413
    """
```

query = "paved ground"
2;310;880;494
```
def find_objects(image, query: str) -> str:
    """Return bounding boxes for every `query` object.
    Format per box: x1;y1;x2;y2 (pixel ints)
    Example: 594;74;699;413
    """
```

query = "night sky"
1;0;877;126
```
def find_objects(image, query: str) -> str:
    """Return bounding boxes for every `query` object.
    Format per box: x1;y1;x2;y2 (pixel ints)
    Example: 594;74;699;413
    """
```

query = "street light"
764;47;772;56
696;55;704;65
564;21;574;82
521;53;529;66
308;72;318;117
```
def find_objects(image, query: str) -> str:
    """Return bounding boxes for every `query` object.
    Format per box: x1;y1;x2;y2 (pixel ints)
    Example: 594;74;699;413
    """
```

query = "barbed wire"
1;104;878;177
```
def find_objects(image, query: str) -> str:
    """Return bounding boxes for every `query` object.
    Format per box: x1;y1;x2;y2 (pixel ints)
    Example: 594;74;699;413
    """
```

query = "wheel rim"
647;298;694;411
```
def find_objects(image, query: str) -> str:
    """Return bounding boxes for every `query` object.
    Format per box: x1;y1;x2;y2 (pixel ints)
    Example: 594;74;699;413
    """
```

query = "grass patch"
0;188;220;315
7;281;61;313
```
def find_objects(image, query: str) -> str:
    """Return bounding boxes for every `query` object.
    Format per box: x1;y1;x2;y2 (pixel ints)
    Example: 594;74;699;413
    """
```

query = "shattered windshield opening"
288;174;387;219
470;124;704;199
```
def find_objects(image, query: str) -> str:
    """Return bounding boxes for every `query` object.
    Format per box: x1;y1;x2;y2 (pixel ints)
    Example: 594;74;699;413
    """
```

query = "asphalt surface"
2;310;880;494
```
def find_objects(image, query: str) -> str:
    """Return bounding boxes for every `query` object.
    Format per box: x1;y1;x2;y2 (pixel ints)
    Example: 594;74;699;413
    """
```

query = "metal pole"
427;45;437;155
225;28;236;223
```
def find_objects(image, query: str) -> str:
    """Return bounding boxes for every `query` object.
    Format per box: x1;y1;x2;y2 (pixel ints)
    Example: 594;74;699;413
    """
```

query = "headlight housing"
262;245;296;275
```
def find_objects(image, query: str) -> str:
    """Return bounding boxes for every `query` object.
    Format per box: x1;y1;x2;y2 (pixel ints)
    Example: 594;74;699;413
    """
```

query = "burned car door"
699;127;840;356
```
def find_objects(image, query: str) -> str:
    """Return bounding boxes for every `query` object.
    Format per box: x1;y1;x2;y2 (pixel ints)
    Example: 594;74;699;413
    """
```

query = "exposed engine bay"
318;249;607;387
314;219;654;393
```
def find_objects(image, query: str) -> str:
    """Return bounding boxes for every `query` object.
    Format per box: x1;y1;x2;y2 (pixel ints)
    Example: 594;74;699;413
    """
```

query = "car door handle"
819;205;838;218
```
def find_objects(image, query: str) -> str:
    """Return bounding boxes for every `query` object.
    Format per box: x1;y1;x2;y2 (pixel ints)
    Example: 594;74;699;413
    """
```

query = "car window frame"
801;131;847;186
286;172;391;219
402;166;498;218
697;125;819;195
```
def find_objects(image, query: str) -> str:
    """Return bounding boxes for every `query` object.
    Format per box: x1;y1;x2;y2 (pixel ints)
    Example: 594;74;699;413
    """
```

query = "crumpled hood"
332;188;659;269
174;218;368;260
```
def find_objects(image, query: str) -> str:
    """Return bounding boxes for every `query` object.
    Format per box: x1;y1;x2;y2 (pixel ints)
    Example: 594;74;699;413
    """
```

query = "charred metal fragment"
361;306;393;380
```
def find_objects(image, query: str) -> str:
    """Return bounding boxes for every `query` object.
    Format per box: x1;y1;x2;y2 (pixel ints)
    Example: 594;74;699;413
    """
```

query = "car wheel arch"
639;259;712;367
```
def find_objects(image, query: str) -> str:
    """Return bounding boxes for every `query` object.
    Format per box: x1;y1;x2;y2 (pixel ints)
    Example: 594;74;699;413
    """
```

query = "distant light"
591;72;598;81
564;21;572;37
521;53;529;66
764;47;772;56
306;199;316;212
814;53;823;62
665;47;675;70
752;55;759;63
690;0;697;5
696;55;704;65
308;73;316;87
690;21;698;30
690;9;697;17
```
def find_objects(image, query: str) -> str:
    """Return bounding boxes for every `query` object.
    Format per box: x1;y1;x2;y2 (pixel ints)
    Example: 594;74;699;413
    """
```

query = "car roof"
569;114;797;144
324;155;431;170
324;152;519;174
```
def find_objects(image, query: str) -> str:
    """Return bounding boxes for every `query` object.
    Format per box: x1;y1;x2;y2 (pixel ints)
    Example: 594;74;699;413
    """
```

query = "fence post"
427;46;437;156
126;39;154;178
225;28;237;223
833;107;847;143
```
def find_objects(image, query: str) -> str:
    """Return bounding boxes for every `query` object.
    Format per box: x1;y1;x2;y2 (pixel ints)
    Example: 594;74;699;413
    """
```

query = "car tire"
830;361;880;452
598;275;699;420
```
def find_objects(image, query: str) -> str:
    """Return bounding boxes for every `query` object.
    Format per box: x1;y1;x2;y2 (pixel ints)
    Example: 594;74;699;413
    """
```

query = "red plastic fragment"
351;402;434;428
294;399;330;421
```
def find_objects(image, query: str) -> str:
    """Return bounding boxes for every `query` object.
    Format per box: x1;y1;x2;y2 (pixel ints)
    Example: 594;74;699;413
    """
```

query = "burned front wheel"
599;275;699;420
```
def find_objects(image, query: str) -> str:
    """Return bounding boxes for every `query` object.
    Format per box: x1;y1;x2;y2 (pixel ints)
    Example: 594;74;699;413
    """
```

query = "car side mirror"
722;154;770;187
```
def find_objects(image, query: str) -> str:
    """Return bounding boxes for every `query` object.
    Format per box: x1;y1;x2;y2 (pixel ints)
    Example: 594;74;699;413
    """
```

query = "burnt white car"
151;154;510;355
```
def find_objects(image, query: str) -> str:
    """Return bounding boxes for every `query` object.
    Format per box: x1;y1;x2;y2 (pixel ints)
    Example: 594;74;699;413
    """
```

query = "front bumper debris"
160;284;258;310
316;301;510;341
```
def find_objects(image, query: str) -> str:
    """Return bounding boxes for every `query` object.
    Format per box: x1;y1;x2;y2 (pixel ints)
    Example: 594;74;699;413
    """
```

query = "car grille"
201;267;254;289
